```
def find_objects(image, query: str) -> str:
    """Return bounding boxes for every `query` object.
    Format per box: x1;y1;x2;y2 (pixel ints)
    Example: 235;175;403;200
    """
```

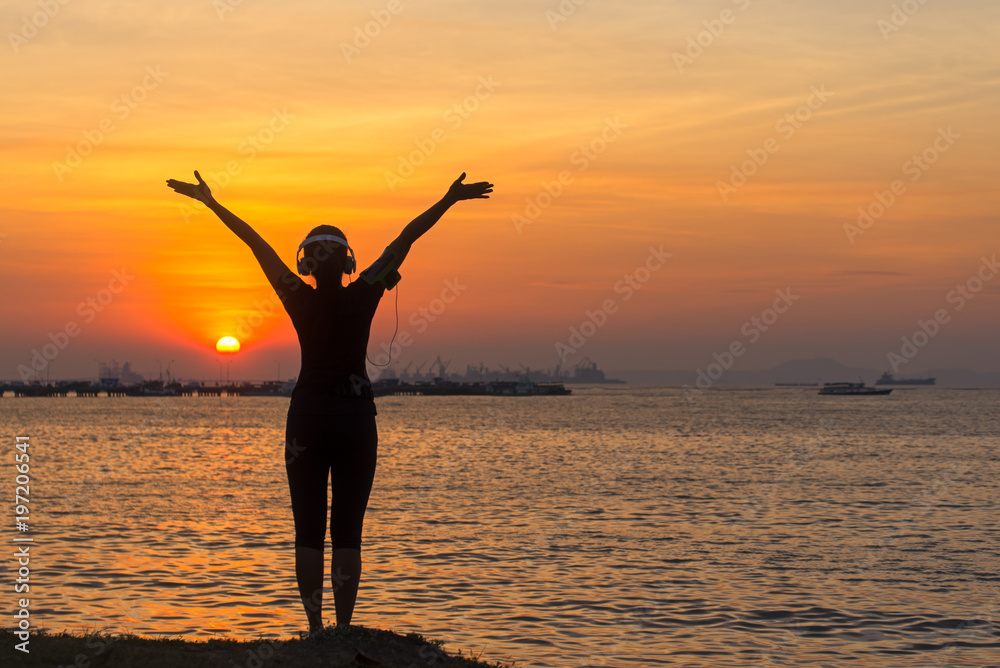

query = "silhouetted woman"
165;170;493;633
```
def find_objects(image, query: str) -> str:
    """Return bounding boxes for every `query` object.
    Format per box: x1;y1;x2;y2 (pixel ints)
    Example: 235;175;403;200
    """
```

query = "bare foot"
299;625;323;639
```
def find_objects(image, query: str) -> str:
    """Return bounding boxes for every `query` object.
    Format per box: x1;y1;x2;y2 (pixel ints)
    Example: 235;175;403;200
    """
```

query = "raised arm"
165;170;305;300
386;172;493;268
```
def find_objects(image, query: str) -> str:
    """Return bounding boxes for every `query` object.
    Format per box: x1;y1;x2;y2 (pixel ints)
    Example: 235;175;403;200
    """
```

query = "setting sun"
216;336;241;354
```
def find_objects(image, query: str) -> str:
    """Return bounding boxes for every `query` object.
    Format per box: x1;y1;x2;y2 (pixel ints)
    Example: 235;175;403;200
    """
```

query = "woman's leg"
329;413;378;627
331;547;362;626
286;412;332;633
295;546;324;633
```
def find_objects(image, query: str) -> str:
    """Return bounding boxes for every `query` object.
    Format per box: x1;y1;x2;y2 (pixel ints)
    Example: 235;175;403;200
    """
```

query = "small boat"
819;382;892;396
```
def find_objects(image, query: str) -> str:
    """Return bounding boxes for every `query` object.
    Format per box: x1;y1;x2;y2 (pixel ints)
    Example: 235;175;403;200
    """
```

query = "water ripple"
2;389;998;666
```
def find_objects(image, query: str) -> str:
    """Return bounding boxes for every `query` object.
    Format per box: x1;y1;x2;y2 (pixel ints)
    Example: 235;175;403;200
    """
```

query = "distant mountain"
611;358;1000;387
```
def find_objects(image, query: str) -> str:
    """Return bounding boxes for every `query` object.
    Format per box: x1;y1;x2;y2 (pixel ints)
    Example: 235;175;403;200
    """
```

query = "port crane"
432;356;451;379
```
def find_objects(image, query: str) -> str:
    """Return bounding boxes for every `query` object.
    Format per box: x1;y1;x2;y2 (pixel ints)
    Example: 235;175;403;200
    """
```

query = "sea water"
2;386;998;667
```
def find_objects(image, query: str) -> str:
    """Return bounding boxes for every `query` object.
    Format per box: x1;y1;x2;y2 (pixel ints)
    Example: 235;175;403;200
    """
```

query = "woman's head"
298;225;353;286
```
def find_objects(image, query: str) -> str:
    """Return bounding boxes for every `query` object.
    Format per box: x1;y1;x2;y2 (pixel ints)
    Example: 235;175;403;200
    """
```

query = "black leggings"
284;411;378;550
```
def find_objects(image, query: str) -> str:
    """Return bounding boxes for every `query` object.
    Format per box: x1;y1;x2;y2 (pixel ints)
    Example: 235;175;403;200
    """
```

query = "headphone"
296;234;356;276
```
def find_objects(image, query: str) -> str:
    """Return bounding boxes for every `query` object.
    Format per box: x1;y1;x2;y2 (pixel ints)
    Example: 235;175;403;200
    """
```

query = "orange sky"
2;0;998;381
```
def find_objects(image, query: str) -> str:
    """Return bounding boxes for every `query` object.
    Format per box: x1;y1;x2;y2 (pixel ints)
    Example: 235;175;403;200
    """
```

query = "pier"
0;380;293;398
0;378;572;398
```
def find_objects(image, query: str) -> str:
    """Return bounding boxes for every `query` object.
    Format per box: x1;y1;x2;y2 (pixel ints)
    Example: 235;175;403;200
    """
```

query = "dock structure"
0;378;572;398
0;380;293;398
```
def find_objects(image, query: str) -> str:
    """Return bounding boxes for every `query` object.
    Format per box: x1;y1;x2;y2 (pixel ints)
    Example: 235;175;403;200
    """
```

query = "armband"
361;247;402;289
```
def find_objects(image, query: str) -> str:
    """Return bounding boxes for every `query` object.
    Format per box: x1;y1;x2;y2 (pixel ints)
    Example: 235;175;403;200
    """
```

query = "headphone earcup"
296;240;355;275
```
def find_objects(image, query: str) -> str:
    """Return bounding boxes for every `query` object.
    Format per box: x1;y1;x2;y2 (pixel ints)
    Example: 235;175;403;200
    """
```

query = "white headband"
298;234;350;251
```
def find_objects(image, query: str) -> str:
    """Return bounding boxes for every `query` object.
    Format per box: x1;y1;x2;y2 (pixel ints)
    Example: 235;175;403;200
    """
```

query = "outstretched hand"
166;170;214;204
446;173;494;202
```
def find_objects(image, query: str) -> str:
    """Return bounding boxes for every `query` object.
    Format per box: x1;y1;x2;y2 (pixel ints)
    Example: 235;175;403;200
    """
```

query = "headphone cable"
366;282;399;368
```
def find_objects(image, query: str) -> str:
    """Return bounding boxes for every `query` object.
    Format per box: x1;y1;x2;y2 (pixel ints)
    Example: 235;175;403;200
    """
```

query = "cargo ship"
819;382;892;396
874;372;935;386
385;356;623;385
567;358;626;384
372;377;571;397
